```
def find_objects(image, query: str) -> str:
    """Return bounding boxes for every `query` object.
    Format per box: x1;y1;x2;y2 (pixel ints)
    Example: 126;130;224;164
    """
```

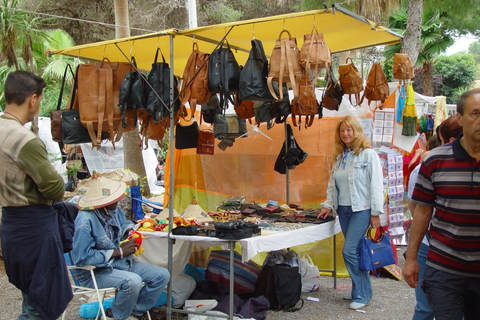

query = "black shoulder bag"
239;39;275;101
146;48;180;124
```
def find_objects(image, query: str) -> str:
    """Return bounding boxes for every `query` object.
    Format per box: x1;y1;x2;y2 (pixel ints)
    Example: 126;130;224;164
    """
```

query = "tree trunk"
403;0;423;66
114;0;150;197
422;60;434;96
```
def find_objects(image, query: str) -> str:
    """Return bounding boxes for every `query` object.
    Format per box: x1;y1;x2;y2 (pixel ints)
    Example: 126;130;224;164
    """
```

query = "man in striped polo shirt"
403;88;480;320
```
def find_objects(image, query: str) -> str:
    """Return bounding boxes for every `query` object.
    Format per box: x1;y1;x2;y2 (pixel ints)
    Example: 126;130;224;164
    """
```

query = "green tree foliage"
424;0;480;37
468;40;480;65
433;54;477;103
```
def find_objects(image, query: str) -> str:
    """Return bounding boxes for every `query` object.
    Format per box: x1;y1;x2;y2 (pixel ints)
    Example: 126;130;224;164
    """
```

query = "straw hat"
78;171;129;210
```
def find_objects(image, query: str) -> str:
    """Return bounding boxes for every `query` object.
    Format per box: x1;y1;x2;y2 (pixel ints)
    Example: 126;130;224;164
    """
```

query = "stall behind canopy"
48;6;402;318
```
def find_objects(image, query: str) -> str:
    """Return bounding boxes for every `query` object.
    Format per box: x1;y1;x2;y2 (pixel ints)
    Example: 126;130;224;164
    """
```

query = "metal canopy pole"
166;33;175;320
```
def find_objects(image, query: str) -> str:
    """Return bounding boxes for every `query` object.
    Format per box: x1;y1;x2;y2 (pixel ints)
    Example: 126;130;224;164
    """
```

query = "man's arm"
403;203;432;288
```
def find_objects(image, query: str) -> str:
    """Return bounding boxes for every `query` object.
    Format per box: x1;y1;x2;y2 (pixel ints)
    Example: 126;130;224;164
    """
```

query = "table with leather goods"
136;220;341;320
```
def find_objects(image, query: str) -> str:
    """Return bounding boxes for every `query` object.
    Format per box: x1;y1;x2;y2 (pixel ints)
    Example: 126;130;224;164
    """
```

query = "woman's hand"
317;208;332;219
370;215;381;229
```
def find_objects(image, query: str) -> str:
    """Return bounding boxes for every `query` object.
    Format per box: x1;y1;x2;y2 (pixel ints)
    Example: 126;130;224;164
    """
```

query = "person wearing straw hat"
71;172;170;320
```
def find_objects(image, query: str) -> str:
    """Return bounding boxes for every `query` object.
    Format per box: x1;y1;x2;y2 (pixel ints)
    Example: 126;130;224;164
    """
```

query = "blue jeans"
81;260;170;320
337;206;372;304
412;243;434;320
18;292;43;320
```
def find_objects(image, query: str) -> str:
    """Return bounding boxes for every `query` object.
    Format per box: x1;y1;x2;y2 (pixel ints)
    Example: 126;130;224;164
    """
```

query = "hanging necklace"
3;111;22;124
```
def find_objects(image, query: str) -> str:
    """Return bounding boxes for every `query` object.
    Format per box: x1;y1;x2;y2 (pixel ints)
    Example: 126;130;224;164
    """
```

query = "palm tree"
384;7;454;96
114;0;150;197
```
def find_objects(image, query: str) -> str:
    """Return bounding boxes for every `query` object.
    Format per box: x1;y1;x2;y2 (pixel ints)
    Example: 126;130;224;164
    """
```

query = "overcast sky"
446;34;477;55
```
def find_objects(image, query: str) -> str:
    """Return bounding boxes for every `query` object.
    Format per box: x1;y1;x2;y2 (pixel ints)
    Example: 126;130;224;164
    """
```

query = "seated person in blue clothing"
71;172;170;320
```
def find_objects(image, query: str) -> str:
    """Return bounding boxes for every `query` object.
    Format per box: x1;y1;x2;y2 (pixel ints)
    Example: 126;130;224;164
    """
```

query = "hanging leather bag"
253;101;276;130
338;57;363;106
179;42;211;121
197;128;215;155
267;30;303;100
208;40;241;109
270;83;291;124
201;94;222;124
51;64;76;143
299;27;331;79
77;59;131;148
234;96;256;121
363;63;390;107
239;39;275;101
213;114;247;139
320;67;343;111
146;48;181;125
393;52;414;80
118;56;147;129
290;72;318;128
175;120;200;149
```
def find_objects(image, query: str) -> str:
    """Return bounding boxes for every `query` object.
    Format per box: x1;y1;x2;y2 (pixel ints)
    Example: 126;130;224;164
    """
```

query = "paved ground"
0;246;418;320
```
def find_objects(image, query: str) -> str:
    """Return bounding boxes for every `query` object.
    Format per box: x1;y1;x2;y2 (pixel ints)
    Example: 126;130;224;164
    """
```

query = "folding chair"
62;252;117;320
63;252;153;320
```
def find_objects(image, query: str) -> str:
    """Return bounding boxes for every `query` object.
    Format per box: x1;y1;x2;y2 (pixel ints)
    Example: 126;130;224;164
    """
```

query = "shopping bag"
359;226;395;277
298;254;320;292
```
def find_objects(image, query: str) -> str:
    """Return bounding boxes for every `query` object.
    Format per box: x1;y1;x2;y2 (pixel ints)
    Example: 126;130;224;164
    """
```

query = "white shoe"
349;301;369;310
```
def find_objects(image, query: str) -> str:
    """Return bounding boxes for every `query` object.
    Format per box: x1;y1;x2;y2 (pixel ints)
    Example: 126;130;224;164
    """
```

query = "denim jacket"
322;148;384;217
71;207;134;283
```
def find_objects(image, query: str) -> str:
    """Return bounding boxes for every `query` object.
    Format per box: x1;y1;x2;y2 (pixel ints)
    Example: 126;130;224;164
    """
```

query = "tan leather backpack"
267;30;304;100
338;57;363;106
77;59;131;148
179;43;211;121
363;63;390;108
299;27;331;80
291;72;319;128
393;52;414;80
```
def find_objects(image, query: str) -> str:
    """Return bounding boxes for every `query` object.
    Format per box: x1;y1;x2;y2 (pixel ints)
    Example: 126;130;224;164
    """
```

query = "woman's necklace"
3;111;22;124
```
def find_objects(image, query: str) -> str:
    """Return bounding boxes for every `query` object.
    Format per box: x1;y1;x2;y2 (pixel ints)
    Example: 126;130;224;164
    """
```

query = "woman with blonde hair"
318;115;384;310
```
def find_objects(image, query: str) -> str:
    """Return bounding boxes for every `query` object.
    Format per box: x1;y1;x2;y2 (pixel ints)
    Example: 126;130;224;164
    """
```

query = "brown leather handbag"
77;59;131;148
338;57;364;106
197;128;215;155
393;52;414;80
267;30;303;100
291;72;319;128
363;63;390;108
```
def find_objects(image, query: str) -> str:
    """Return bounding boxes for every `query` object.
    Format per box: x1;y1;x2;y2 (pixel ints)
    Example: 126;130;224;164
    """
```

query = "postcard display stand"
373;109;406;242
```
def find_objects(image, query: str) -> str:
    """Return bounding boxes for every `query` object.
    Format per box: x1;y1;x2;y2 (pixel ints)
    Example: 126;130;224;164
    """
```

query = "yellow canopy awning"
47;6;402;75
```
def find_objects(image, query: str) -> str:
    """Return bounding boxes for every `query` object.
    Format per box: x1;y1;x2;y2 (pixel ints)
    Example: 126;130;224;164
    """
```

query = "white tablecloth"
136;220;341;266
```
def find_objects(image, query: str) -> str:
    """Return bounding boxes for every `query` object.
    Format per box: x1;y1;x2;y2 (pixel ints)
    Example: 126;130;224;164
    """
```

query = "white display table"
137;219;341;264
